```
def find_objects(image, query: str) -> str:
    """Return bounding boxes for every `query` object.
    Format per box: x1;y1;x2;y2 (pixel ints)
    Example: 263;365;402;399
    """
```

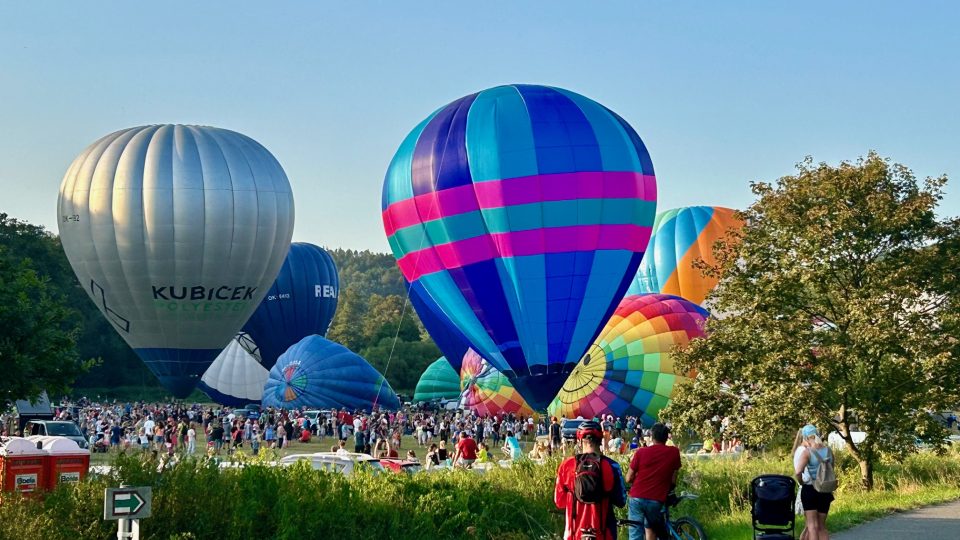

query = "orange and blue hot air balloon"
628;206;743;306
382;84;657;410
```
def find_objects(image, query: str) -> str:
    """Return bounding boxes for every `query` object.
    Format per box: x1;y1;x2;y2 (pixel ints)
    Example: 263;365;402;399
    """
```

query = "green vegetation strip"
2;450;958;540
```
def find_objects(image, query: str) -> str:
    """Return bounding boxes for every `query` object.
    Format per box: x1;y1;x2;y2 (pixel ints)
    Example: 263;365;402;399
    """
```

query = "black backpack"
574;453;607;504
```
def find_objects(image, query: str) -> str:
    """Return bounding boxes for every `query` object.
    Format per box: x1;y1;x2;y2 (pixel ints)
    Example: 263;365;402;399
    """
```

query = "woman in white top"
794;424;834;540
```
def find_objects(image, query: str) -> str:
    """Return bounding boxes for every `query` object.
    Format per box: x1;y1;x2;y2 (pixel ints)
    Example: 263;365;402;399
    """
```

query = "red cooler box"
0;437;47;497
27;436;90;489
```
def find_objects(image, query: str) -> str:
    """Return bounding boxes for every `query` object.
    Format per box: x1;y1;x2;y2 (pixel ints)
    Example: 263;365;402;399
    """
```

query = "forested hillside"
0;214;441;399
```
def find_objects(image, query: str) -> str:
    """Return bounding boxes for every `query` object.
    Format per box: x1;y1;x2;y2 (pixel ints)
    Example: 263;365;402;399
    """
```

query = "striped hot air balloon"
382;84;657;410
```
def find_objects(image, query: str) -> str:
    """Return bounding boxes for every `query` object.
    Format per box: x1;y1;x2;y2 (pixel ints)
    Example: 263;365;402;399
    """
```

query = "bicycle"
617;492;706;540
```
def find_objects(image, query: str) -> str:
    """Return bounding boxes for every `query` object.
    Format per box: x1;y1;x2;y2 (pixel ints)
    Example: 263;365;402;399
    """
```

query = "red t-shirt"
628;444;681;502
456;437;479;460
553;455;617;540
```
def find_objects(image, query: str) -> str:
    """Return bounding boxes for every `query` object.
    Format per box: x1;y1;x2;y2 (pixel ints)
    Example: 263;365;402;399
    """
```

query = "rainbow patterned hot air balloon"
459;350;533;418
628;206;743;306
382;84;657;410
549;294;708;426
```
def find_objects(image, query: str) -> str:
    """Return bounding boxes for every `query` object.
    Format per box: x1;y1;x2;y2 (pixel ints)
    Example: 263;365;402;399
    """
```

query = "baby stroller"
751;474;797;539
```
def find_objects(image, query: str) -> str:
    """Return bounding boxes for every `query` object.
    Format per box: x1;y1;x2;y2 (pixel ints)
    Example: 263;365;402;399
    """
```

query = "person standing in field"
625;423;681;540
795;424;834;540
186;423;196;455
554;420;626;540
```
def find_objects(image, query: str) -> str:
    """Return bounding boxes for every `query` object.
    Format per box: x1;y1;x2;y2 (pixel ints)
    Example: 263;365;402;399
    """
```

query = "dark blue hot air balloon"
262;336;400;412
241;243;339;370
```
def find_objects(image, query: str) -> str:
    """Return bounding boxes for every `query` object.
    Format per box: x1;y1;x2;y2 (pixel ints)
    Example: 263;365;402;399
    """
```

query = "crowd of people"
2;397;848;539
4;398;679;464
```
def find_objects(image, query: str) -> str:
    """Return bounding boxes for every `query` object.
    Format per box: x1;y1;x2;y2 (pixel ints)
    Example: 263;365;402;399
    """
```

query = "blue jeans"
628;497;665;540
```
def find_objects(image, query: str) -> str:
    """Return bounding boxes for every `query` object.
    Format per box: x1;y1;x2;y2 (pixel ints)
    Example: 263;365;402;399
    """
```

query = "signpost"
104;485;151;540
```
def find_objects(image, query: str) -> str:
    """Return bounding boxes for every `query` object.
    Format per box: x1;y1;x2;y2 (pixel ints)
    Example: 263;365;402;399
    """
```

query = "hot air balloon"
197;335;269;407
57;125;294;397
459;349;533;417
412;358;461;403
549;294;708;427
240;243;339;369
628;206;743;306
382;84;657;410
407;284;470;372
262;335;400;411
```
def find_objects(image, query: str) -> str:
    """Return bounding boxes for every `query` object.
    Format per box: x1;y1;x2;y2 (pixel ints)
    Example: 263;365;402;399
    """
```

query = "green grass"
649;450;960;540
4;446;959;539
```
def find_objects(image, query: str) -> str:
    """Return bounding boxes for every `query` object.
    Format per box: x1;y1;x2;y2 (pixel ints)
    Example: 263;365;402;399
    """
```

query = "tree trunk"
839;420;875;491
859;458;874;491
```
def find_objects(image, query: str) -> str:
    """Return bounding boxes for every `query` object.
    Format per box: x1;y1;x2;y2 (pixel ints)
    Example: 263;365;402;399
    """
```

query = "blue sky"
2;2;958;252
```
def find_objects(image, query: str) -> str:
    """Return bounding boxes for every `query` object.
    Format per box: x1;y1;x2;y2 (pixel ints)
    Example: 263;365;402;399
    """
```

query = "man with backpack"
625;423;681;540
554;421;626;540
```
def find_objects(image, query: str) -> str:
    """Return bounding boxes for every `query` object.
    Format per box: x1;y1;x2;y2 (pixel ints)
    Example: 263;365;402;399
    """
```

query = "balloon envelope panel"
412;358;462;403
198;335;269;407
242;243;339;369
262;336;400;411
407;282;471;372
628;206;743;306
382;84;657;410
549;294;708;427
459;349;533;418
57;125;295;397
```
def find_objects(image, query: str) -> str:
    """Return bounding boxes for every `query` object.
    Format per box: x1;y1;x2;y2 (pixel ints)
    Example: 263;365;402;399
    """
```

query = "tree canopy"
0;241;90;409
664;153;960;489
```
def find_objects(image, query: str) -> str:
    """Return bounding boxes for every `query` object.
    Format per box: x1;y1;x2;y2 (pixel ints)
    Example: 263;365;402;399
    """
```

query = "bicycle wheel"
672;517;707;540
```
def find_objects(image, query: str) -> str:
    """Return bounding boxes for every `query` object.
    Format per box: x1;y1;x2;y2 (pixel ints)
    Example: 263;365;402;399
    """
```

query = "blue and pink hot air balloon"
382;84;657;410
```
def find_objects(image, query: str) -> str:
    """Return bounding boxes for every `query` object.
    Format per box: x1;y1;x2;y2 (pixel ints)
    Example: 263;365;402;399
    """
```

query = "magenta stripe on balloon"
382;171;656;236
396;224;652;281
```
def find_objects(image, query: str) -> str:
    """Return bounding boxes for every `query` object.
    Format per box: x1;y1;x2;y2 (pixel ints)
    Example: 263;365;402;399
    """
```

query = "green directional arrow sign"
104;486;152;520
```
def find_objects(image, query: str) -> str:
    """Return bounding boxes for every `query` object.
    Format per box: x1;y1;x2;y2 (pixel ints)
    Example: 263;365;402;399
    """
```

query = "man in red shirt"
625;423;681;540
452;430;479;467
554;421;626;540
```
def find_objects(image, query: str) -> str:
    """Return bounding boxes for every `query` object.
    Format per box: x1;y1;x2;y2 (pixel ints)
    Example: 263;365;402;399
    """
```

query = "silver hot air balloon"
57;125;295;397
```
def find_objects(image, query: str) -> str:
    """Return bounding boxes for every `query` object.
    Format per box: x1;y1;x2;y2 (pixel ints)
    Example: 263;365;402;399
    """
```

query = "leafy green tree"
0;247;92;408
0;213;150;391
326;285;368;352
362;294;421;344
362;337;441;394
664;153;960;489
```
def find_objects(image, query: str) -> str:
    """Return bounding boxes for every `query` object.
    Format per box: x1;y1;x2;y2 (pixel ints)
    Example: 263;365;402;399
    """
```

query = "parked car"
379;459;423;474
560;418;586;440
682;443;704;455
278;452;384;475
26;420;89;449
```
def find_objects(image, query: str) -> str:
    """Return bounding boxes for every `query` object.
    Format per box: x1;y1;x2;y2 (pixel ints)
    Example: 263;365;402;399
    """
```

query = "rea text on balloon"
315;285;337;298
